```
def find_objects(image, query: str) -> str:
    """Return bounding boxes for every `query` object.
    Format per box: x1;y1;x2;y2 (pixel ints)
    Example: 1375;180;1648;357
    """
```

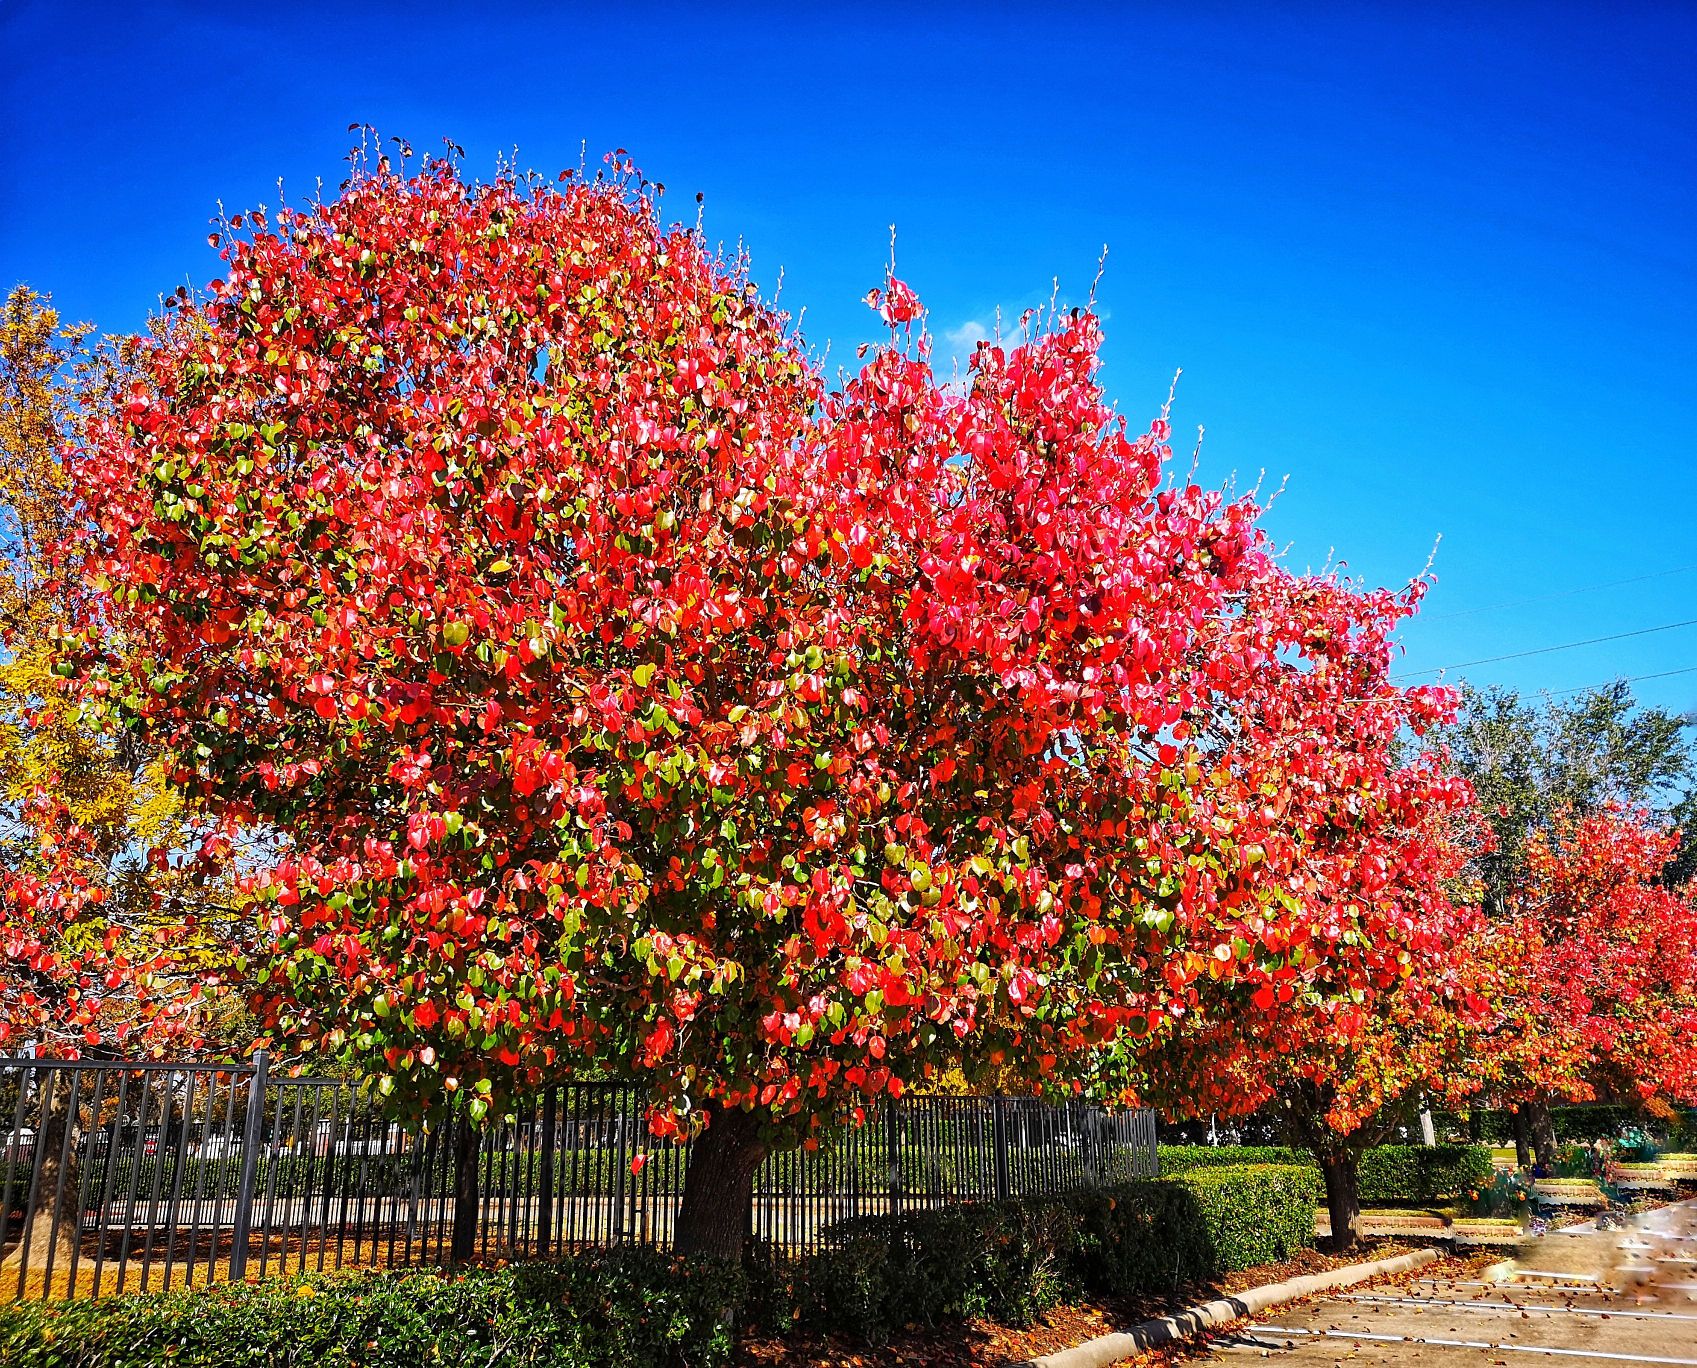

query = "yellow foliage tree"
0;285;245;1055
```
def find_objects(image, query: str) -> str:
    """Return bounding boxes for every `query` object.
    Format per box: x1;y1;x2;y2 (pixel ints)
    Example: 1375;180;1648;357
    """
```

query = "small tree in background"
1446;685;1697;1162
60;152;1465;1258
1;286;243;1056
1139;783;1492;1248
1480;810;1697;1166
1448;682;1693;915
0;287;244;1275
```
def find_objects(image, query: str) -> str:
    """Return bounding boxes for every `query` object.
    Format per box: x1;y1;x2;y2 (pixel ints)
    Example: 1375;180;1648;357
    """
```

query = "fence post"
885;1096;903;1218
537;1088;557;1257
992;1095;1011;1201
228;1049;269;1282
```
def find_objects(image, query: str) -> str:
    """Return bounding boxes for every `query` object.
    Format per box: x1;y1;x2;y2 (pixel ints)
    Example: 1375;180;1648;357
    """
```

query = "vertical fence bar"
992;1095;1011;1201
61;1072;98;1296
11;1063;57;1298
139;1071;183;1290
183;1072;222;1287
884;1095;902;1219
253;1070;292;1280
392;1112;413;1267
334;1096;356;1270
113;1071;159;1291
537;1089;556;1258
227;1051;269;1283
0;1066;32;1298
314;1085;338;1274
87;1069;134;1297
38;1067;82;1297
159;1071;200;1293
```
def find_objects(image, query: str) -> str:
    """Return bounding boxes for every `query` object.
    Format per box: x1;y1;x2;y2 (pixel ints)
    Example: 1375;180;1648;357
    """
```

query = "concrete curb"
1016;1247;1442;1368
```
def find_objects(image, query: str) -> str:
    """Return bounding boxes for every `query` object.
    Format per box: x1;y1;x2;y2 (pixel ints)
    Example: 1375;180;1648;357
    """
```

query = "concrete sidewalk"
1197;1198;1697;1365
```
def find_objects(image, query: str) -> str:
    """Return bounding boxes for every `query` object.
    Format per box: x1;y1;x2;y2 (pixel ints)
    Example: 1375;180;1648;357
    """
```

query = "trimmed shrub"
1357;1146;1494;1203
3;1170;1320;1355
1176;1164;1318;1271
774;1165;1317;1342
1159;1144;1308;1174
1161;1144;1493;1204
1054;1179;1216;1296
1463;1166;1535;1220
0;1249;744;1368
771;1198;1087;1339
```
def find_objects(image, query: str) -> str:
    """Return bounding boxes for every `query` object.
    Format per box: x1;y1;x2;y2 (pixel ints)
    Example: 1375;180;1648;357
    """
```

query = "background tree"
63;154;1465;1259
1447;682;1694;915
1445;684;1697;1160
0;286;243;1274
1;285;242;1054
1478;810;1697;1166
1141;787;1492;1248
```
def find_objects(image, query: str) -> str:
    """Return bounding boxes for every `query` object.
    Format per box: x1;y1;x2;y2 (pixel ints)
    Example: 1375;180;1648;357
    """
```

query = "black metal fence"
0;1054;1157;1299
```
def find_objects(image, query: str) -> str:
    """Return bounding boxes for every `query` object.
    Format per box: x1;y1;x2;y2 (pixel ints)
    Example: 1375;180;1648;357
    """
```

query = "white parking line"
1341;1293;1697;1321
1421;1279;1611;1295
1251;1325;1697;1364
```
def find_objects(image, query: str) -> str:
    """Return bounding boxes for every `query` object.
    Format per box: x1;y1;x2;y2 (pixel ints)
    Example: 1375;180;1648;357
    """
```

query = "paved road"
1195;1199;1697;1366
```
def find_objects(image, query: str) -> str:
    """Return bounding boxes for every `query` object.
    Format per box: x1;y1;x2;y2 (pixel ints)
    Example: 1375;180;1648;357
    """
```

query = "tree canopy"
1446;682;1695;914
53;154;1467;1170
55;153;1697;1261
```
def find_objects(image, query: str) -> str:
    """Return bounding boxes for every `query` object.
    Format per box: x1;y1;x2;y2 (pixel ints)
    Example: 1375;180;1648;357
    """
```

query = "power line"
1422;564;1697;623
1397;618;1697;679
1547;665;1697;700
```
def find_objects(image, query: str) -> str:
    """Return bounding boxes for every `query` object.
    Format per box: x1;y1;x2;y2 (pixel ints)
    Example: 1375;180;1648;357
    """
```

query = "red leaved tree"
1126;707;1491;1246
1481;810;1697;1165
60;153;1464;1257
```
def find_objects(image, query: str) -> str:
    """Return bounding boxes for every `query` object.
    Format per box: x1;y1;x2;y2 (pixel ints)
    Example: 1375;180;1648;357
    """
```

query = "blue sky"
3;2;1694;714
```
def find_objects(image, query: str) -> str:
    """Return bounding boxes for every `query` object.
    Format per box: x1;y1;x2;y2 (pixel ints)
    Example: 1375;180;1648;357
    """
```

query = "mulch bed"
736;1243;1498;1367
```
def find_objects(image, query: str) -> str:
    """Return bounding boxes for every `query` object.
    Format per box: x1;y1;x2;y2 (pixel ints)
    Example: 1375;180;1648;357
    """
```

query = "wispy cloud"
936;308;1030;380
943;319;993;352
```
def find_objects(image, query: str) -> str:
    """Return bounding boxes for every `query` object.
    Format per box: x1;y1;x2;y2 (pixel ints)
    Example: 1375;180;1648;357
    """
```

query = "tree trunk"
1318;1150;1361;1253
1527;1098;1558;1172
1512;1108;1532;1169
449;1118;480;1265
1;1069;80;1283
1418;1103;1437;1147
674;1106;768;1263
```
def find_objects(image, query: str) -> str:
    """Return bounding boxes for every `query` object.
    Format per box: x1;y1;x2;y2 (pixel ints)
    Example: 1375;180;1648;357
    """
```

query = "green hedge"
3;1139;1157;1209
1160;1145;1309;1173
0;1154;420;1205
756;1163;1316;1342
1358;1146;1494;1202
1161;1144;1491;1203
1178;1164;1319;1269
0;1250;743;1368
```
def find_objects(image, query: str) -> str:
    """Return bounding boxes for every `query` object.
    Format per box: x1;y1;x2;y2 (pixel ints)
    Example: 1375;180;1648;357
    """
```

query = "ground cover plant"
0;1248;745;1368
